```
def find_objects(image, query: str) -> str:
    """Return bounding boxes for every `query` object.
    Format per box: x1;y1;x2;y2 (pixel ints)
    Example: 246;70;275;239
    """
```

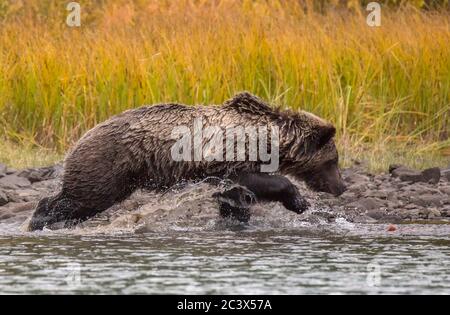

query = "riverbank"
0;161;449;233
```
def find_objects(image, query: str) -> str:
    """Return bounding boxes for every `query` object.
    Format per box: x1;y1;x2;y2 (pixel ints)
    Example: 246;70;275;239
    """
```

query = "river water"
0;219;449;294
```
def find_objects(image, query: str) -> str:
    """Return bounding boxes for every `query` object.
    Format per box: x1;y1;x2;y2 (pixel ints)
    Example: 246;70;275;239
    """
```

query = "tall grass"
0;0;449;170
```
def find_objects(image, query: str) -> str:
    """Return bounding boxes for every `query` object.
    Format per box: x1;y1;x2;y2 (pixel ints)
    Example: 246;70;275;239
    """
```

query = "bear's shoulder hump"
223;92;274;115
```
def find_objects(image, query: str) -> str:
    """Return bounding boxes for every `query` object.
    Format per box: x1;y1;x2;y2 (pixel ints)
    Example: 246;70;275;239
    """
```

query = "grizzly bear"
29;92;346;230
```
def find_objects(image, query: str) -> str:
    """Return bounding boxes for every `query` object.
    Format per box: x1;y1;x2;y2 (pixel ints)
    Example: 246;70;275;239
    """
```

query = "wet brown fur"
29;92;343;230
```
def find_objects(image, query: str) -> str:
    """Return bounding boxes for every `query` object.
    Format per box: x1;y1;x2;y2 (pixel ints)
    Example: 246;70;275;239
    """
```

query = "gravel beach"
0;162;449;232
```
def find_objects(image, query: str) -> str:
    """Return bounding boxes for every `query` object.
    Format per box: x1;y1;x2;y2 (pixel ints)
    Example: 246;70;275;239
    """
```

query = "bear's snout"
330;182;347;197
323;170;347;197
301;159;347;197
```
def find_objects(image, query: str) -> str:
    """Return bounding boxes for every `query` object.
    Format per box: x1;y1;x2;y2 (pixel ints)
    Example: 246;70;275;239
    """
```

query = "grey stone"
442;169;450;182
344;172;370;185
421;167;441;184
377;175;391;182
17;165;63;183
0;163;7;177
411;194;443;207
389;164;405;174
0;175;31;189
427;208;441;219
0;190;8;206
366;209;387;220
5;168;17;175
352;215;378;224
391;166;424;183
406;184;441;195
347;197;383;211
347;184;365;194
397;210;415;219
439;187;450;195
15;189;40;202
387;200;402;209
8;202;36;214
405;204;420;210
364;190;390;199
396;181;410;189
0;213;14;220
339;191;358;202
387;191;398;202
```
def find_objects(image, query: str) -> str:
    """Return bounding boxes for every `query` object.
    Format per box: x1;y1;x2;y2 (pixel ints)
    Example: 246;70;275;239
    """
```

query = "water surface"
1;222;449;294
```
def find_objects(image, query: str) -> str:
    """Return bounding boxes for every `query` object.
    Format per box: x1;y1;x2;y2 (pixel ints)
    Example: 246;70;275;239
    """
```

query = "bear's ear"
316;124;336;148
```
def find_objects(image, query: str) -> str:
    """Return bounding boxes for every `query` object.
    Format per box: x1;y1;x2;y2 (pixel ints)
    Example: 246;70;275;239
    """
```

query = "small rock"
17;165;63;183
366;209;387;220
391;167;424;183
352;215;378;224
344;172;370;185
347;184;365;194
387;191;398;202
339;191;358;202
386;200;401;209
411;194;443;207
377;174;391;182
5;168;17;175
439;187;450;195
8;202;35;214
14;189;40;202
421;167;441;184
442;169;450;182
347;197;383;211
405;184;441;195
0;163;7;177
397;209;416;220
405;203;420;210
0;175;31;189
17;189;39;197
389;164;405;174
427;208;441;219
0;190;8;206
364;190;390;199
0;212;14;220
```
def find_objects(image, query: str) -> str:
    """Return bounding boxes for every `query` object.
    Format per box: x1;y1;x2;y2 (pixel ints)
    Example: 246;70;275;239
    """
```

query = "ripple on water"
0;182;450;294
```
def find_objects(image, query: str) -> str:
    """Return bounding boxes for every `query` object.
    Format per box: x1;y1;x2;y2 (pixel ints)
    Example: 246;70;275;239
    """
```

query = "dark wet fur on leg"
214;174;311;224
235;173;310;214
29;194;94;231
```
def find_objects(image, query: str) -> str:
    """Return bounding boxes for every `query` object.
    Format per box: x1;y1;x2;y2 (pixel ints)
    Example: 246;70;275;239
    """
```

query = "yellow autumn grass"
0;0;448;171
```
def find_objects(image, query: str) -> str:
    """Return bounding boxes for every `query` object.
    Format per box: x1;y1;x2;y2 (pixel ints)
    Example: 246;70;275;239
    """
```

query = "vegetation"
0;0;448;171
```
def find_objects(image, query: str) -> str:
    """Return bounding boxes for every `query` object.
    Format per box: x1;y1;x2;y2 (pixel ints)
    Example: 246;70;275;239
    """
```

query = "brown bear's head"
223;92;346;196
278;111;347;197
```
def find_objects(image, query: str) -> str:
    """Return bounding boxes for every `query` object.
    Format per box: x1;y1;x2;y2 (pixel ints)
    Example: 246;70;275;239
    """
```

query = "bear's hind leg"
29;194;82;231
29;193;102;231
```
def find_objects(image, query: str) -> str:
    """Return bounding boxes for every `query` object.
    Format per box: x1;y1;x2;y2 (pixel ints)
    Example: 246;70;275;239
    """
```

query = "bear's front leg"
235;173;310;214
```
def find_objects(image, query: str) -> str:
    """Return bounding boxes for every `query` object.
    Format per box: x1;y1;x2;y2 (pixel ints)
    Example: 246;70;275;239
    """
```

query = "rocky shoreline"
0;162;449;231
321;164;450;224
